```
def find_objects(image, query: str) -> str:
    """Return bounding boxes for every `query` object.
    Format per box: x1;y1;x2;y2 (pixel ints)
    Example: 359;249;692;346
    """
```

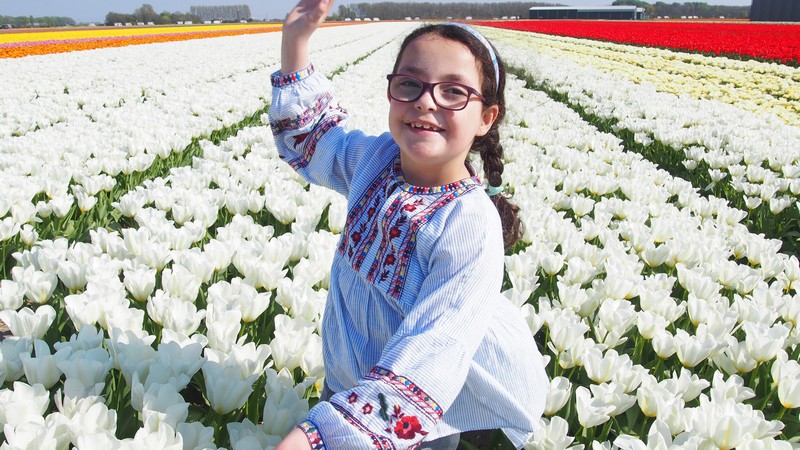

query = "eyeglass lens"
388;75;473;110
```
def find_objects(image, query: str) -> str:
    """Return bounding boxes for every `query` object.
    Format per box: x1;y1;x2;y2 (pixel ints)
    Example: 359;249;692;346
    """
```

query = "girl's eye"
398;78;422;89
440;84;469;98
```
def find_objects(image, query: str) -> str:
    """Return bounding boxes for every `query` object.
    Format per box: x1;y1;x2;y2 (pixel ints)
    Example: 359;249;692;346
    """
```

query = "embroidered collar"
390;154;481;195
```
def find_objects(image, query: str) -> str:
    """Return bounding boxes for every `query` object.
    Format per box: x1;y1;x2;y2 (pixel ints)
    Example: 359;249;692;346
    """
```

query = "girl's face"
388;34;499;187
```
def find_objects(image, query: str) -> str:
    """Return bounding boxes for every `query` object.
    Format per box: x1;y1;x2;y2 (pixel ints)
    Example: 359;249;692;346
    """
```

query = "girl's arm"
269;0;385;197
281;0;334;74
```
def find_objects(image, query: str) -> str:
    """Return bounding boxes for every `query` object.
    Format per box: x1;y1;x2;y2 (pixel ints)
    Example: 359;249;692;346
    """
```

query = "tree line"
0;15;75;27
613;1;750;18
105;4;201;26
331;2;556;20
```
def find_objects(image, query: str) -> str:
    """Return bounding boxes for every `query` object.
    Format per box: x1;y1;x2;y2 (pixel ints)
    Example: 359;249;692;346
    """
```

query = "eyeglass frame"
385;73;486;111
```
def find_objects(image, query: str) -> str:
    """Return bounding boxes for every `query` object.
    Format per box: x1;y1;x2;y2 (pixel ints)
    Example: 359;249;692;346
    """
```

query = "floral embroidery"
376;394;428;441
349;392;359;404
287;111;345;170
270;92;333;136
330;402;396;449
395;415;426;440
367;367;443;421
338;155;481;301
363;403;373;414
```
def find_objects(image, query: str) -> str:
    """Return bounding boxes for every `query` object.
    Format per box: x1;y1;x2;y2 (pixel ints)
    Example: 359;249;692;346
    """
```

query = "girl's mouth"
407;121;444;133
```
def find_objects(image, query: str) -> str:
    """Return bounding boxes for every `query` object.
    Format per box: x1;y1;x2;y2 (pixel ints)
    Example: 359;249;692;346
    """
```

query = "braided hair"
392;24;522;249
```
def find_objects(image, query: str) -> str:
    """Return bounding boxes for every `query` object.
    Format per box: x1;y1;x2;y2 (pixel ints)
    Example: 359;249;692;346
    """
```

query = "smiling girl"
271;1;548;449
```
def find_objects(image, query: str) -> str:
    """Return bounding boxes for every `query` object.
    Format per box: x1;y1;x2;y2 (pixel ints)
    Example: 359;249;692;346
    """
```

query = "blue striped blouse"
268;64;548;449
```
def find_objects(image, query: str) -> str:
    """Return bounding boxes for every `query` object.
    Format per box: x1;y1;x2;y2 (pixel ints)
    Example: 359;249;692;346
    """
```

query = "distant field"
472;19;800;64
0;23;284;58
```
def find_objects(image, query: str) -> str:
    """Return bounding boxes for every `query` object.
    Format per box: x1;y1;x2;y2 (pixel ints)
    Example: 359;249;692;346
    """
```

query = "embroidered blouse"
268;64;548;449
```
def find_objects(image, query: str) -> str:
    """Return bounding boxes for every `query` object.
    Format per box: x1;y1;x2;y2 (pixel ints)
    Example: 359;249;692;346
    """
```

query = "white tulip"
575;386;613;428
227;419;282;449
57;259;87;291
544;376;572;416
261;367;314;436
0;279;25;311
161;264;202;303
202;359;257;415
202;239;234;273
141;383;189;433
173;248;216;283
17;266;58;305
21;339;62;389
300;333;325;380
590;382;636;417
131;422;184;450
205;303;241;353
0;381;50;428
0;216;21;242
177;422;217;450
327;199;347;234
524;416;578;450
270;314;316;372
2;414;71;450
651;329;676;360
206;341;271;380
123;264;156;302
743;321;790;363
148;290;205;336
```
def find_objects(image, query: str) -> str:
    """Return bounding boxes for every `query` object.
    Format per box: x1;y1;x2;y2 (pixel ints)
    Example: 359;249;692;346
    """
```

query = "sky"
0;0;753;23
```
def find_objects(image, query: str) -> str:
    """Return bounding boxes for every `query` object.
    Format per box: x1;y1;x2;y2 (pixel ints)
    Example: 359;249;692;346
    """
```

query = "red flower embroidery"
403;204;417;212
348;392;359;404
385;254;396;265
389;227;401;239
362;403;373;414
352;232;361;243
292;132;310;148
394;415;427;440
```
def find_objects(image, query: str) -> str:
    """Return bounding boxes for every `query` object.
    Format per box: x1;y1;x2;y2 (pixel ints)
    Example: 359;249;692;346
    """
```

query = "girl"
272;1;548;448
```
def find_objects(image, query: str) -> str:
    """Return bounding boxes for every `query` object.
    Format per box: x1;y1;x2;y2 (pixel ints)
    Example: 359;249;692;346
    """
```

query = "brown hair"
392;24;522;249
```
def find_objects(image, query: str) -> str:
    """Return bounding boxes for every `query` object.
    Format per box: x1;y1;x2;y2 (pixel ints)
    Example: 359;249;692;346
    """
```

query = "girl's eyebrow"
397;65;471;83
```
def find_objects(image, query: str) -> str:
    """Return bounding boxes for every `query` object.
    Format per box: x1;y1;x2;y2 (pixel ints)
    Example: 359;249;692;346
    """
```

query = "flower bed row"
0;28;280;59
0;23;412;279
480;26;800;255
0;24;280;45
472;20;800;65
479;29;800;127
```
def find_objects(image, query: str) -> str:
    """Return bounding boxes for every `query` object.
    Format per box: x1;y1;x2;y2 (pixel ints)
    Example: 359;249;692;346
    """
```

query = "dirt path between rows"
0;319;10;340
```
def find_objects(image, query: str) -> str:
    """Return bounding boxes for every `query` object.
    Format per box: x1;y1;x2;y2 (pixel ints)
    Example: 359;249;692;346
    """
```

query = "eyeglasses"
386;74;485;111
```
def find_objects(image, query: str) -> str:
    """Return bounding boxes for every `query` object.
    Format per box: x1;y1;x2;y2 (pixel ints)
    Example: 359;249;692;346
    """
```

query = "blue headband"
442;22;500;91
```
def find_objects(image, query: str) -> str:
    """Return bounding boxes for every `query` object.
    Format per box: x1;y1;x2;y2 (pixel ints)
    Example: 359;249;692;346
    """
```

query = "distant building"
750;0;800;22
190;5;252;22
528;6;646;20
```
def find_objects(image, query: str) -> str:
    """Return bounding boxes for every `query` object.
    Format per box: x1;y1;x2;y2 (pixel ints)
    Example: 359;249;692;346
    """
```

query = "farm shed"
528;6;646;20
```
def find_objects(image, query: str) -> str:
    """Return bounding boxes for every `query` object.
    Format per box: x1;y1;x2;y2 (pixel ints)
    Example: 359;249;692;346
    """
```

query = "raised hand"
281;0;336;73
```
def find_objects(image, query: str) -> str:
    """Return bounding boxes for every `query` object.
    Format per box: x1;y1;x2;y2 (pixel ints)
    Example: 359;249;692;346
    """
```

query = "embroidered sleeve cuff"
271;64;316;87
297;420;326;450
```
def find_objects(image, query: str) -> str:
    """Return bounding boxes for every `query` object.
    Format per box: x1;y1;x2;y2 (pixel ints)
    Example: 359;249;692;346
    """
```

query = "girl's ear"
476;105;500;137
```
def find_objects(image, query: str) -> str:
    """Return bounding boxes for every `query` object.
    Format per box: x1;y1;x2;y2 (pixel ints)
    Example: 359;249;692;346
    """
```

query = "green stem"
759;387;778;411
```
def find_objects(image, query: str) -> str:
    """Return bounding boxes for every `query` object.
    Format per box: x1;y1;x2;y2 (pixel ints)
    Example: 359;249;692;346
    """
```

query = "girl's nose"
414;88;437;111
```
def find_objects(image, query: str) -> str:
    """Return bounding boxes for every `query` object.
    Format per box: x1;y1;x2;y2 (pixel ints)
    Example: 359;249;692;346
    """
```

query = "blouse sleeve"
297;198;505;449
268;64;376;197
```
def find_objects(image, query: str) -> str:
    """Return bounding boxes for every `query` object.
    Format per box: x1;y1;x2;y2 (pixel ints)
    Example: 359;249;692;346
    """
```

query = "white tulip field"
0;21;799;450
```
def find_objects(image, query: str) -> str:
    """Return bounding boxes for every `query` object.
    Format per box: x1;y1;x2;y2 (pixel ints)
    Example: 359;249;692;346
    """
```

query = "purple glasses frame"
386;73;486;111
